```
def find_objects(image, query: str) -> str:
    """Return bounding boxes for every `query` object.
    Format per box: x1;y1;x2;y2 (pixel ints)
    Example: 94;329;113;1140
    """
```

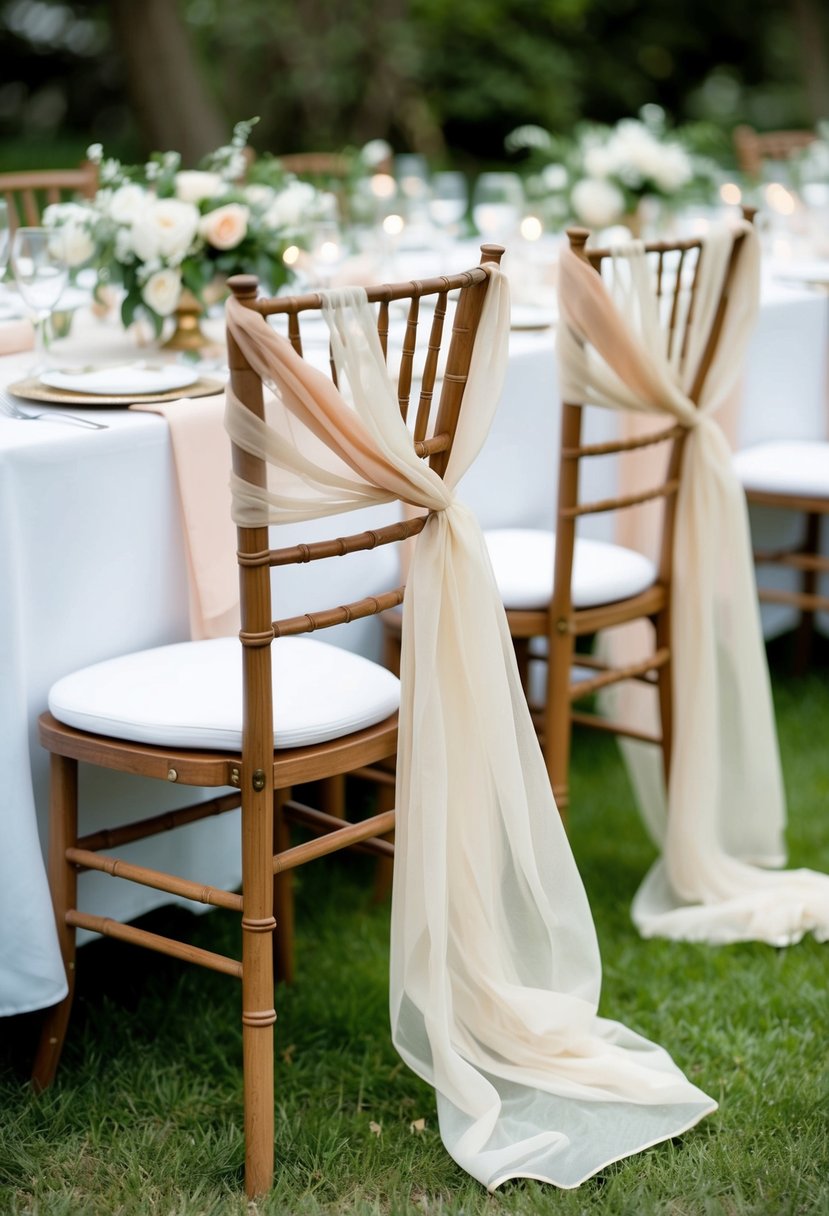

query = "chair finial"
228;274;260;302
479;243;505;265
566;228;591;258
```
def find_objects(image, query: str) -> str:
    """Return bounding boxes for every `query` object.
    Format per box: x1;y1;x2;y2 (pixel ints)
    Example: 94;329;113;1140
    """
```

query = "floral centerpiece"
43;118;334;336
506;106;720;233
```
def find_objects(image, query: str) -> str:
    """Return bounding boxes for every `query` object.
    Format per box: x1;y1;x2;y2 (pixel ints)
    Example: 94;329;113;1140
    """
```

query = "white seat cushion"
49;636;400;751
484;528;656;610
733;441;829;499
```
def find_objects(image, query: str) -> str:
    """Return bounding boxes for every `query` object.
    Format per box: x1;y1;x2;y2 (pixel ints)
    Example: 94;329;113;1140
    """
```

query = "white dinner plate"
39;363;200;396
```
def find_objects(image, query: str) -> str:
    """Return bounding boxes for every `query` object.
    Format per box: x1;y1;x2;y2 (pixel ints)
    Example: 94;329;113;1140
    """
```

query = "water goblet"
471;172;525;243
428;171;468;238
0;200;10;295
10;226;69;370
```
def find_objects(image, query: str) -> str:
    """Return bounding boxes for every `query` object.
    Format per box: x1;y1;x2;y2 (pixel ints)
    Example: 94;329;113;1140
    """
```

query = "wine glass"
428;172;468;237
10;226;68;369
471;172;525;242
0;200;10;301
306;219;347;288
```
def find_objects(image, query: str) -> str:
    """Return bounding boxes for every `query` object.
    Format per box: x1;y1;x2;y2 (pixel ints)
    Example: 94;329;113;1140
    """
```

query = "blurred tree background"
0;0;826;169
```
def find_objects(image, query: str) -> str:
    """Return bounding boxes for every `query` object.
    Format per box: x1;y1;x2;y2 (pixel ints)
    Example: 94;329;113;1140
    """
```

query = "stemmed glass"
0;201;10;300
428;172;468;238
471;172;525;242
10;226;68;370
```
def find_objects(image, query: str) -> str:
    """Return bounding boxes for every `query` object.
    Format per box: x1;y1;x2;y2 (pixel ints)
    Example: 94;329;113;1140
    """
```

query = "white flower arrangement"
43;118;334;332
507;107;718;231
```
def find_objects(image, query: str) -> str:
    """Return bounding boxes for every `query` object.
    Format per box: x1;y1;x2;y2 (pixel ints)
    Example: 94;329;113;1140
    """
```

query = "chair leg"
32;754;78;1091
654;611;673;788
372;769;396;904
546;628;574;823
272;789;294;985
793;512;821;677
242;787;276;1198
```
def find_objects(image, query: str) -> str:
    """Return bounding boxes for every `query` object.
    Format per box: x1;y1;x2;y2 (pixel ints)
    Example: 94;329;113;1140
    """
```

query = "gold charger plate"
7;376;226;408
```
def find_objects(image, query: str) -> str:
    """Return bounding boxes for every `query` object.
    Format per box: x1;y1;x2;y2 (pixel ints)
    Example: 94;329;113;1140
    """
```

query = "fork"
0;393;108;430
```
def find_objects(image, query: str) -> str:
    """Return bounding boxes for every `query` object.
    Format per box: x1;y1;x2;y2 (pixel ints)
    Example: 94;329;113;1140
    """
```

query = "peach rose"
199;203;249;251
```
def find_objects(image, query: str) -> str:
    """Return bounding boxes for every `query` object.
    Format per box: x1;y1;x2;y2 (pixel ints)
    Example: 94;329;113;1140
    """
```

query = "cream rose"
47;222;95;268
108;184;146;225
175;170;224;205
264;181;317;229
571;178;625;228
199;202;249;250
141;267;182;316
131;199;200;263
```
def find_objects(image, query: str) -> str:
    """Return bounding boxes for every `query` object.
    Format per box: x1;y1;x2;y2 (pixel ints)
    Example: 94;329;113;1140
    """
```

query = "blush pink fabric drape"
557;224;829;945
223;272;715;1191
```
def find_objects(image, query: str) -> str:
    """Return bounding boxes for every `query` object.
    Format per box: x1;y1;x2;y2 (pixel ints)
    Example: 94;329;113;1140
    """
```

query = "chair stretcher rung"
757;587;829;611
274;809;396;873
65;910;243;978
282;799;395;856
570;710;662;745
562;424;683;458
570;649;669;700
754;550;829;573
266;515;428;567
76;791;241;853
274;588;405;637
66;847;243;911
561;480;679;518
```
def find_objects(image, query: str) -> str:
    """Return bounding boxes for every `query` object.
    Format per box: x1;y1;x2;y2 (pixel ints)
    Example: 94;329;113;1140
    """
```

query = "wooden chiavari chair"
733;445;829;672
31;245;503;1197
733;125;817;179
0;164;98;230
481;227;750;818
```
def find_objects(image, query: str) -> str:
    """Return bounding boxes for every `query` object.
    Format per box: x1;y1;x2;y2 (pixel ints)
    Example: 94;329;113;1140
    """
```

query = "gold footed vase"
163;288;219;354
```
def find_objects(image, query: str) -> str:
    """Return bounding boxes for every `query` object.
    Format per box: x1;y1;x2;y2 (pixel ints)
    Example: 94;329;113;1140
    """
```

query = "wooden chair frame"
32;244;504;1198
733;125;817;179
508;226;750;817
745;490;829;673
0;164;98;230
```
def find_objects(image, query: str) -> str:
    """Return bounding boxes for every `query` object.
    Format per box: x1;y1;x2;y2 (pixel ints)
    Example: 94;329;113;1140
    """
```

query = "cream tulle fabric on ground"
224;272;715;1191
558;222;829;946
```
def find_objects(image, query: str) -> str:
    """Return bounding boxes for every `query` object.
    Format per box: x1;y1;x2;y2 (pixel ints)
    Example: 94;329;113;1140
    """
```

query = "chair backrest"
0;164;99;231
553;225;750;615
733;124;817;179
225;244;503;747
277;152;353;178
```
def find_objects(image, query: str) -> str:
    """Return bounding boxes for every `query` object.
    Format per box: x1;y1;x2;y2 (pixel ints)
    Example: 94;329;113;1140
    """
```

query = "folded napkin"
131;394;239;640
0;318;35;356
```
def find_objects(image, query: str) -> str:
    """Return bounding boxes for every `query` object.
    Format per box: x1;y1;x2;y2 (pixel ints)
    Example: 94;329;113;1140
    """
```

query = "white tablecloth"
2;262;826;1017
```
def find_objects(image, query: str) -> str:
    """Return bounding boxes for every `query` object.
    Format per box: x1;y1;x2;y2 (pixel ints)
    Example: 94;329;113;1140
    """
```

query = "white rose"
131;198;200;262
48;222;95;268
651;144;693;193
264;180;318;229
175;170;224;205
108;184;147;225
571;178;625;228
583;145;616;179
199;202;249;250
360;138;393;168
141;268;182;317
244;184;275;207
541;163;569;191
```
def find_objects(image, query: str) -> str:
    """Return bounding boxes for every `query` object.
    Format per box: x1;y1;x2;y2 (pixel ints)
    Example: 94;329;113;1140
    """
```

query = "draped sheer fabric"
224;271;715;1191
557;223;829;945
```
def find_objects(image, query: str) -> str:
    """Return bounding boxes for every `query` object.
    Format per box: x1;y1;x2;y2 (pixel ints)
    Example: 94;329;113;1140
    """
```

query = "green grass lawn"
1;649;827;1216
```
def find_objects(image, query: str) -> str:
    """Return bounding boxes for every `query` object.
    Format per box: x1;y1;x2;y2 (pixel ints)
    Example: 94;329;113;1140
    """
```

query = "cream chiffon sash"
558;223;829;946
224;271;715;1191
